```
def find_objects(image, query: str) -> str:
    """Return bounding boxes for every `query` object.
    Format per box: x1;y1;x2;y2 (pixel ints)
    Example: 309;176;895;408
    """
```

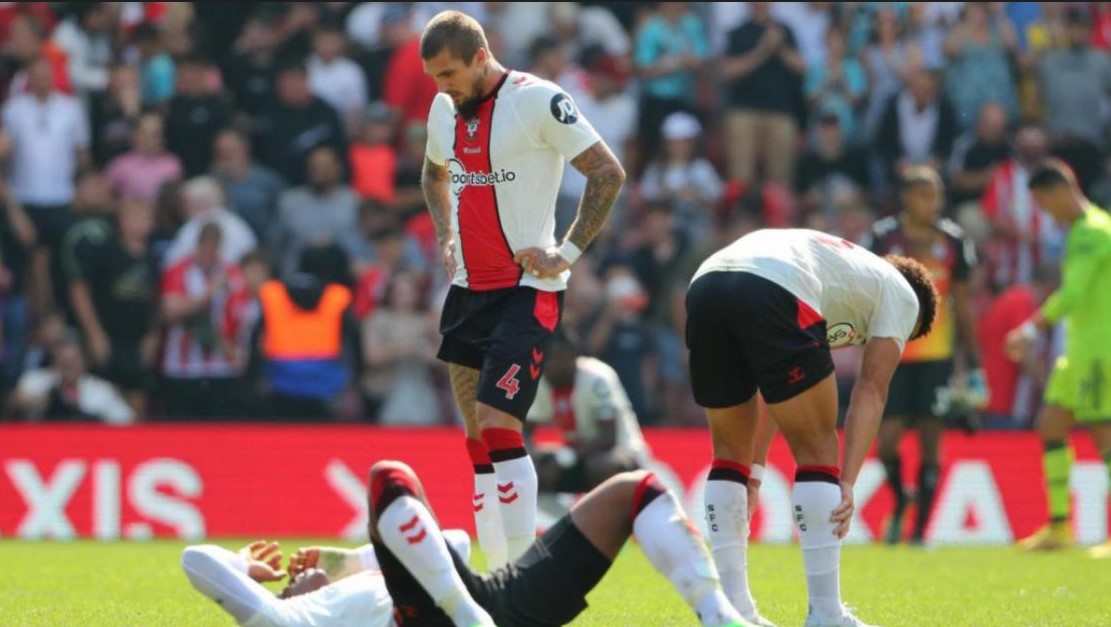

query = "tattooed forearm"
566;141;626;251
422;158;454;243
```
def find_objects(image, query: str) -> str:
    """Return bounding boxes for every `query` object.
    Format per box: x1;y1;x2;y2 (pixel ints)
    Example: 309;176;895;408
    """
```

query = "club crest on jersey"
464;117;480;141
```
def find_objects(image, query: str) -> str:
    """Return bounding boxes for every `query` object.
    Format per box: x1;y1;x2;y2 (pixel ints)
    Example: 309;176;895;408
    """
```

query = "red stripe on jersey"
796;297;823;330
533;290;559;332
454;78;520;291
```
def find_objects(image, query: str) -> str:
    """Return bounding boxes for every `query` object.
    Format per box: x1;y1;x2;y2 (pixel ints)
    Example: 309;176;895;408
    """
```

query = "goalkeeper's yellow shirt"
1043;204;1111;355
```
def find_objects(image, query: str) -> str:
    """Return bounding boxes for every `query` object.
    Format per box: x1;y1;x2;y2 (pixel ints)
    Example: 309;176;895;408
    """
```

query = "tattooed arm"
565;140;627;251
422;157;456;278
515;140;626;278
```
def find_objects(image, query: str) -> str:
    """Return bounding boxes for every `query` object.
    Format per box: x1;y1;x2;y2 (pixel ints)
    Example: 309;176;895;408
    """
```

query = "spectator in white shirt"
52;3;115;102
308;23;368;137
1;57;90;247
163;176;258;268
9;338;135;425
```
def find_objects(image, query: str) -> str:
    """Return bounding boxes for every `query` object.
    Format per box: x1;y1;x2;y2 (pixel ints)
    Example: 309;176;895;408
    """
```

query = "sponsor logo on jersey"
827;322;858;347
447;158;517;195
550;93;579;125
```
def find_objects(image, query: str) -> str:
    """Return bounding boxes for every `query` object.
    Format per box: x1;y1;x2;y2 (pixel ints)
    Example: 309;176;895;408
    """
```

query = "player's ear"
473;47;488;67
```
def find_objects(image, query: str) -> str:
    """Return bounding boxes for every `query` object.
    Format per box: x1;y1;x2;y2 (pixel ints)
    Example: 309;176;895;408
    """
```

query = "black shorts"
94;342;149;392
437;285;564;421
686;271;835;407
885;360;953;421
380;516;612;627
23;204;75;248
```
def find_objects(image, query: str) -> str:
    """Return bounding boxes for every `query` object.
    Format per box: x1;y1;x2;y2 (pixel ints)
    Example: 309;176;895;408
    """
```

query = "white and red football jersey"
425;71;602;292
693;229;921;351
161;257;252;378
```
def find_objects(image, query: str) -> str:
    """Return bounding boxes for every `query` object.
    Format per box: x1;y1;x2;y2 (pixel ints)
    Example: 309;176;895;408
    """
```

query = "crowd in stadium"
0;1;1104;426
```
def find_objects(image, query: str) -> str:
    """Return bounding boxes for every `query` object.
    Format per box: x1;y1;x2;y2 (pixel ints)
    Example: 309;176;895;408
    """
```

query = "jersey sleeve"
534;85;602;162
869;278;920;351
1042;223;1111;323
424;95;452;166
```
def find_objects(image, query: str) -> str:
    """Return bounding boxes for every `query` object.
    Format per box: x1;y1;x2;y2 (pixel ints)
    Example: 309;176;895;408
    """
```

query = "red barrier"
0;425;1106;545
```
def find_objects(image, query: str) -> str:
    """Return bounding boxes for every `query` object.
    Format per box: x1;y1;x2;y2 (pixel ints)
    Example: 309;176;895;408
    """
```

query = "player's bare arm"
832;337;902;538
516;141;626;279
422;157;456;278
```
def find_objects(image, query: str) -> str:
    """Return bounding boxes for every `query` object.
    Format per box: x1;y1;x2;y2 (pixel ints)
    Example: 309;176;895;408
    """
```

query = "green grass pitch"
2;539;1109;626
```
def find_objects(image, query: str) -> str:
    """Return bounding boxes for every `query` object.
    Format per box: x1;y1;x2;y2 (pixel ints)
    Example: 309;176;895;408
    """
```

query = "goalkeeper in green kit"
1005;159;1111;557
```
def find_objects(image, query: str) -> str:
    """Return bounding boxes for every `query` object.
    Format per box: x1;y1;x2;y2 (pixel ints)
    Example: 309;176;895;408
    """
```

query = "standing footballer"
1006;159;1111;557
866;166;984;545
419;11;625;569
686;228;939;627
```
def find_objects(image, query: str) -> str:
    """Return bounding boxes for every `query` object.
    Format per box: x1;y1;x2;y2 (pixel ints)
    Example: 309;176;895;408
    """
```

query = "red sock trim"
796;464;840;478
631;472;665;521
711;459;751;477
481;427;525;452
465;438;491;465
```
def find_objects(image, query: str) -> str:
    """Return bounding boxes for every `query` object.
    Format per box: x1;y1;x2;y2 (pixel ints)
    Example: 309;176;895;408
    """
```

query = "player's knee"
477;403;521;432
180;545;218;577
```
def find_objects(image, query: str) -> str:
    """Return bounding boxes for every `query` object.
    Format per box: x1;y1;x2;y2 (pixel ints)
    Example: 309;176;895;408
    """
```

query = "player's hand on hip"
440;239;457;279
830;481;855;539
514;247;570;280
241;540;287;582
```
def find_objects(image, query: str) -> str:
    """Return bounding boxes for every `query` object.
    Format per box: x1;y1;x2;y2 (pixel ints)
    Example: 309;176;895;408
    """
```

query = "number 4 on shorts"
497;364;522;400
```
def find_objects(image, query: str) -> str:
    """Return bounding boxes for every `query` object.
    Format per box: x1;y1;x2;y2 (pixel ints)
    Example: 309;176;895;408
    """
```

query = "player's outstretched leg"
571;470;749;627
1018;405;1075;551
877;419;909;545
368;460;495;627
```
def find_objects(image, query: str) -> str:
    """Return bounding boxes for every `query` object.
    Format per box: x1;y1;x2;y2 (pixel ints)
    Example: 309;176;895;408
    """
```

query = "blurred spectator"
270;146;359;279
391;121;430;217
625;202;694;426
586;266;653;424
381;3;439;130
253;242;360;420
860;5;921;142
223;17;279;121
349;102;398;204
978;265;1058;428
164;176;257;267
947;102;1012;206
980;121;1063;290
943;2;1019;131
131;22;175;108
346;209;428;314
634;2;710;169
1038;6;1111;192
212;128;287;241
51;2;114;102
166;54;232;178
722;1;803;186
18;311;68;374
480;3;549;69
795;111;869;222
640;112;723;242
0;185;35;392
909;2;962;71
1091;156;1111;210
362;270;441;425
548;2;630;61
875;68;958;182
308;22;367;136
8;338;134;424
105;112;184;204
773;2;833;69
256;60;348;186
528;35;583;89
805;26;866;144
65;199;159;415
3;14;72;96
91;64;142;167
161;222;252;419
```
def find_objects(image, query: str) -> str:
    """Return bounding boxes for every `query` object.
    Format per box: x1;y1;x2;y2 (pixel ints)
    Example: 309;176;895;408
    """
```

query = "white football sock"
635;482;744;627
483;428;538;562
378;495;493;627
473;471;508;569
705;473;758;618
793;478;844;620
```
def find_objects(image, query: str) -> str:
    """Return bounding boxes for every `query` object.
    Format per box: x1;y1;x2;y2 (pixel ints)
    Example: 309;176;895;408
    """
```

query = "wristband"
1018;320;1038;342
557;240;583;265
750;463;765;483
